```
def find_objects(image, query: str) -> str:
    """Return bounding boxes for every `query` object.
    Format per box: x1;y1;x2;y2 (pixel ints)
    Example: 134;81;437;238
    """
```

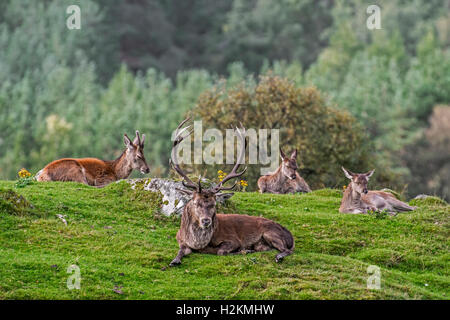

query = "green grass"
0;181;448;300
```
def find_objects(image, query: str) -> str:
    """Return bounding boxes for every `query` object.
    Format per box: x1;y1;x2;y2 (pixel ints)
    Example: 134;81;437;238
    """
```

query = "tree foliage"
193;76;374;190
0;0;448;198
403;106;450;201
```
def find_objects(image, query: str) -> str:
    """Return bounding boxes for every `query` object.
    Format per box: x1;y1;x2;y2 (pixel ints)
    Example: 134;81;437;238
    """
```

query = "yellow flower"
217;170;227;182
240;180;248;187
18;168;31;178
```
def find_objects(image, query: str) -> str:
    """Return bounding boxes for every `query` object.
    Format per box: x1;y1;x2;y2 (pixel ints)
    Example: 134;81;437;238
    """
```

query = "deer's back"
212;214;293;248
258;172;310;194
363;190;397;202
38;157;114;184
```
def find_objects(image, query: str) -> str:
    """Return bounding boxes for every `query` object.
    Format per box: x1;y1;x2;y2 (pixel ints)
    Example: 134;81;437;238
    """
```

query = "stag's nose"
291;174;296;180
363;189;368;194
201;218;211;227
142;167;150;174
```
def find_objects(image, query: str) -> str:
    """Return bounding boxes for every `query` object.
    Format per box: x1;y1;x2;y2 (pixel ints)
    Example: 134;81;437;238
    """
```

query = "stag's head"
124;131;150;174
280;148;298;180
190;190;217;229
171;118;247;229
341;167;375;194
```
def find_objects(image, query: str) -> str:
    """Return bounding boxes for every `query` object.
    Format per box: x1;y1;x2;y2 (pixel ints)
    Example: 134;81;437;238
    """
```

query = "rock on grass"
0;188;38;216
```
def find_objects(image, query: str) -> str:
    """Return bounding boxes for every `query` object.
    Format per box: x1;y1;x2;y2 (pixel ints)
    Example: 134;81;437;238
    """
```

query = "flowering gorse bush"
217;170;248;191
16;168;34;188
217;170;226;182
239;179;248;192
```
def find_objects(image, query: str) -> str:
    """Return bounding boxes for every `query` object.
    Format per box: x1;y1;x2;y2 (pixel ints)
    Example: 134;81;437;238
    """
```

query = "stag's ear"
365;169;375;178
124;134;134;149
280;147;286;160
290;149;298;159
342;167;354;179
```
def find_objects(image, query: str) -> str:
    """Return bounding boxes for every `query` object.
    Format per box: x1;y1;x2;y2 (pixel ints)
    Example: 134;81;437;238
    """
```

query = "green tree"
403;106;450;200
217;0;333;74
193;76;373;190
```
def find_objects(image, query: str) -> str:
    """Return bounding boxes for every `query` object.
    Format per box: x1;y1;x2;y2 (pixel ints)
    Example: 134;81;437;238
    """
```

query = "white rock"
414;194;431;200
125;178;234;216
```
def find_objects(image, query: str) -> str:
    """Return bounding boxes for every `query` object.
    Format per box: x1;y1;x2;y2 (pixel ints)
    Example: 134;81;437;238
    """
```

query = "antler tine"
170;118;198;190
211;125;247;193
216;181;238;191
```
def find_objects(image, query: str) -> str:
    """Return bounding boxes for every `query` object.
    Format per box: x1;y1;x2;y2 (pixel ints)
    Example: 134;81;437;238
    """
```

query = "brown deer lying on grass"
36;131;150;187
257;148;311;194
339;167;416;214
169;119;294;266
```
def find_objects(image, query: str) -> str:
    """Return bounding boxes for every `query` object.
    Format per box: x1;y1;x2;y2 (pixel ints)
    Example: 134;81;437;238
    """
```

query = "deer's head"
280;148;298;180
171;118;247;229
124;131;150;174
342;167;375;195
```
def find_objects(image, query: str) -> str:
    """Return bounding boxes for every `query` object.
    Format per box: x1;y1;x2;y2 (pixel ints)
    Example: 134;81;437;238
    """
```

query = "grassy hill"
0;180;448;300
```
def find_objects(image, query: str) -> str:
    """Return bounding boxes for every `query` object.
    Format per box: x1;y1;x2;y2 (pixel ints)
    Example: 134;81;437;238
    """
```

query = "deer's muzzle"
201;218;212;228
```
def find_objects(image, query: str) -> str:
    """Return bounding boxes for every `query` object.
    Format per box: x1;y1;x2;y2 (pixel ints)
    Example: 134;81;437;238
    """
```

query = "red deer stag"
169;119;294;266
257;148;311;194
36;131;150;187
340;167;416;214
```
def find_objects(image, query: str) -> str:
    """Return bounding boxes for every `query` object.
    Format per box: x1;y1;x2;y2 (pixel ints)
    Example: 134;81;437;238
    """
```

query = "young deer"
340;167;416;214
169;119;294;266
257;148;311;194
36;131;150;187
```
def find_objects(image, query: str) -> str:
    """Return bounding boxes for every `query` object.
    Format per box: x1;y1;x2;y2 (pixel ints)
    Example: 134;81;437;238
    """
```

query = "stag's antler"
210;125;247;193
170;118;198;191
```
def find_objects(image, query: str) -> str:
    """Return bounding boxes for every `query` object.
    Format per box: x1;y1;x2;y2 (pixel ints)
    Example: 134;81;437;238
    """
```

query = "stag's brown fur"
36;132;149;187
169;119;294;266
339;168;416;214
170;193;294;266
258;149;311;194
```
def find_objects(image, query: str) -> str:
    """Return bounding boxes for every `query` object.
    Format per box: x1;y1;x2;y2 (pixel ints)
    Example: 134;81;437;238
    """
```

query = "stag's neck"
110;149;133;180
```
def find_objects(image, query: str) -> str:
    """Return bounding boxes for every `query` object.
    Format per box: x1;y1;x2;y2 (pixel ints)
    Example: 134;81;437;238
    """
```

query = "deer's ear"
133;130;141;146
140;134;145;148
280;147;286;160
342;167;354;179
365;169;375;178
124;134;134;149
290;149;297;159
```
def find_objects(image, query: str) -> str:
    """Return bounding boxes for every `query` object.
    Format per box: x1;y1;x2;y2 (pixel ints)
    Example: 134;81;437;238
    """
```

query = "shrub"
192;76;373;190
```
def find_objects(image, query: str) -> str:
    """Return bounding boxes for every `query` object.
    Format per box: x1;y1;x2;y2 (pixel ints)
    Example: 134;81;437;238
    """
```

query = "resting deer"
257;148;311;194
340;167;416;214
169;119;294;266
36;131;150;187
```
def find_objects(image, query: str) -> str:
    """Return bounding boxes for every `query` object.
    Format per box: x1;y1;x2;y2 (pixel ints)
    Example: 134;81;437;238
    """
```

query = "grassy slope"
0;180;448;300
